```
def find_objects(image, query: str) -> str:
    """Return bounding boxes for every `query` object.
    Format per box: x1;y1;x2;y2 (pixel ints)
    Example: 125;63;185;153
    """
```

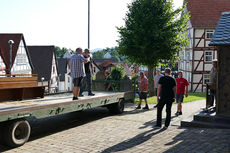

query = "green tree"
117;0;189;96
55;46;69;58
92;50;106;59
110;65;126;91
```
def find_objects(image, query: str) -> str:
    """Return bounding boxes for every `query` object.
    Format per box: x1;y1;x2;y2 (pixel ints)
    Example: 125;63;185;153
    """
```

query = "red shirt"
139;76;148;92
176;78;189;94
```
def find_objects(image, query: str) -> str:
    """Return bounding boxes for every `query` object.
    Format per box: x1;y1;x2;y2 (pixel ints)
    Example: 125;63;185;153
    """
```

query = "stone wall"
217;46;230;116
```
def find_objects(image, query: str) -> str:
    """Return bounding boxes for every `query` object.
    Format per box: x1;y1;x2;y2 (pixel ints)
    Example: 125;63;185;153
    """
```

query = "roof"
210;12;230;46
57;58;67;81
28;46;57;81
185;0;230;27
0;33;33;71
93;58;118;63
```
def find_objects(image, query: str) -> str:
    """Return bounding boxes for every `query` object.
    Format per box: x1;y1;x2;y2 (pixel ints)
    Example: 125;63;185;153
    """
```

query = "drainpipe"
8;40;14;75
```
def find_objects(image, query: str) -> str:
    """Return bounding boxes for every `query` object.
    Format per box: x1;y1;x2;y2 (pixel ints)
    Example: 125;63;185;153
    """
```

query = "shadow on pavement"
139;115;178;129
0;107;111;152
101;127;168;153
162;128;230;153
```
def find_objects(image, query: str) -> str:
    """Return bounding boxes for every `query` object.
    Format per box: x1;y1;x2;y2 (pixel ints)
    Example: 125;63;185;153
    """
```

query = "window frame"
204;51;213;62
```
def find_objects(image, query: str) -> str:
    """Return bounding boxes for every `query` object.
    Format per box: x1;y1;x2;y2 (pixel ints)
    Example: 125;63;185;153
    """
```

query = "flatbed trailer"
0;91;134;147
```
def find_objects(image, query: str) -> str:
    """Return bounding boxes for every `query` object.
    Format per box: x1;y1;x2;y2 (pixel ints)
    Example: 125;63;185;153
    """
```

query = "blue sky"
0;0;184;50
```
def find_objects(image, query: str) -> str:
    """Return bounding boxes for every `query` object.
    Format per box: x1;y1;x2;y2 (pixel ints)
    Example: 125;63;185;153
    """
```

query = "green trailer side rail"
0;91;134;123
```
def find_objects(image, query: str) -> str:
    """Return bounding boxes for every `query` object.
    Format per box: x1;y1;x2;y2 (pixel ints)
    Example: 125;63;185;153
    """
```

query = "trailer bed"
0;91;134;122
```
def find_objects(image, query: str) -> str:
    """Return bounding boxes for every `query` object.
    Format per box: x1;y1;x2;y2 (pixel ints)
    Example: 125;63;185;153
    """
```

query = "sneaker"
72;97;78;100
88;93;95;96
79;94;84;97
153;104;158;108
135;105;141;109
142;105;149;110
175;112;182;116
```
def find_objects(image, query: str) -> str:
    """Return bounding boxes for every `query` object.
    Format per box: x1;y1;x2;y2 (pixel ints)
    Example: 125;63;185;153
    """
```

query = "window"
204;74;210;85
204;51;213;62
206;30;214;39
16;54;27;65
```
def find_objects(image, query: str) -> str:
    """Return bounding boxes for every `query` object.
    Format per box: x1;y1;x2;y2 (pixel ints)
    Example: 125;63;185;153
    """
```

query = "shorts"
73;77;83;87
176;94;184;103
139;92;148;100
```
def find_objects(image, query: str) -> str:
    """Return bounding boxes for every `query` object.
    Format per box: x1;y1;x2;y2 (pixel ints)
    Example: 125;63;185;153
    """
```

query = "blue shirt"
154;74;163;89
69;53;86;78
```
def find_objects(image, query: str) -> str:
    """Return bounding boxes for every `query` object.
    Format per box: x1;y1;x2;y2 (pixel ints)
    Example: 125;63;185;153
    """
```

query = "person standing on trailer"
69;48;88;100
79;49;95;96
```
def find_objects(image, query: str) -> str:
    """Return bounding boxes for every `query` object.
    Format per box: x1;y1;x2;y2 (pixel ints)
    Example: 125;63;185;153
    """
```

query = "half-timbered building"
0;34;33;75
179;0;230;92
28;46;59;93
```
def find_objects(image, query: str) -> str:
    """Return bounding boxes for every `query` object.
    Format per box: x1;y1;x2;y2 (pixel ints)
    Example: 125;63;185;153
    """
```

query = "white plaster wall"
195;39;204;47
50;54;58;92
194;51;203;60
194;61;203;71
205;63;212;71
0;56;6;75
195;29;204;38
11;40;32;74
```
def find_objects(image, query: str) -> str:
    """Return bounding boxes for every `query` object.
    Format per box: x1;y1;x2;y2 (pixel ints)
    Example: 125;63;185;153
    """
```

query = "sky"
0;0;184;50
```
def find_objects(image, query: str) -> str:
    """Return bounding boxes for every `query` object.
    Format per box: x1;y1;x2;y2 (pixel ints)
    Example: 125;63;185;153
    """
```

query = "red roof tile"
186;0;230;27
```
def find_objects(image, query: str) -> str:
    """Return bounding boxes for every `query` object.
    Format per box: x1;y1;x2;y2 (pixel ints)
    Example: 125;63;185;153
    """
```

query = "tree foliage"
55;46;71;58
117;0;189;96
110;65;126;91
92;47;121;62
117;0;189;67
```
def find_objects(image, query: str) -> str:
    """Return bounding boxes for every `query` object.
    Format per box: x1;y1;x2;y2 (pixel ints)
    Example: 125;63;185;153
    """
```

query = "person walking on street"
153;69;163;108
155;68;176;128
136;72;149;110
69;48;88;100
175;71;189;116
79;49;95;96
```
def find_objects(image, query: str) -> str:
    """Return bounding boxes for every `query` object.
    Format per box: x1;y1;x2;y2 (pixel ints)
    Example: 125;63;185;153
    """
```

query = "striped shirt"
69;53;86;78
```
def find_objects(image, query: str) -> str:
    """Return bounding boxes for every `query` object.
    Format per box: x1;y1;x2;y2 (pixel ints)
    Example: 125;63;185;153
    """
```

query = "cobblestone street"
0;100;229;153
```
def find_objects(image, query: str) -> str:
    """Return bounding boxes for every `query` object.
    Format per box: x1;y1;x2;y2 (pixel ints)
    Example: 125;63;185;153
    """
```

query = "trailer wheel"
107;99;125;114
3;119;31;147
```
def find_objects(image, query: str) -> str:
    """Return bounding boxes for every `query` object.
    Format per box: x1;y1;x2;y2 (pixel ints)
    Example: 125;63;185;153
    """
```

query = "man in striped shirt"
69;48;89;100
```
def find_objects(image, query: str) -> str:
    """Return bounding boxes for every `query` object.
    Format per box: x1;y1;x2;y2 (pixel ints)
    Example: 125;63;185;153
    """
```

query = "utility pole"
88;0;90;49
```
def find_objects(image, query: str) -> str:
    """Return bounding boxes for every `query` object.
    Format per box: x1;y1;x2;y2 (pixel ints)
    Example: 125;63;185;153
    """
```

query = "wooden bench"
0;74;45;102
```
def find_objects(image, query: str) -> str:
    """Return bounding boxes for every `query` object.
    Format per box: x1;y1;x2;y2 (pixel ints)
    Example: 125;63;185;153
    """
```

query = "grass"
134;92;206;104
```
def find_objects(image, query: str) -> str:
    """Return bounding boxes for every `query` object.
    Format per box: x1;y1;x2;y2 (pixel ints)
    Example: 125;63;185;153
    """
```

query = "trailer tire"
107;99;125;114
3;119;31;148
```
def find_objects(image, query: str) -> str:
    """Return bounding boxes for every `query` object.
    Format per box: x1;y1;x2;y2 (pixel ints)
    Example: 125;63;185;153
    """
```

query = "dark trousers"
156;99;173;127
210;89;216;106
80;72;92;95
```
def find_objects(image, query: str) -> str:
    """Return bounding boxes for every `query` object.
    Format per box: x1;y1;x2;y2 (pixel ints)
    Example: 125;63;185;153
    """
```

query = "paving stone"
0;100;229;152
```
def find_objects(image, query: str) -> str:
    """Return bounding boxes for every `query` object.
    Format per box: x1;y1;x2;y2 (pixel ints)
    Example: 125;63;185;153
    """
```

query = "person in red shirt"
136;72;149;110
175;72;189;116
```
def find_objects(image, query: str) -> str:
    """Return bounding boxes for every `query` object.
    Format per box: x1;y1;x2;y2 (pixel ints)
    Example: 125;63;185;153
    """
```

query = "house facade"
28;46;58;93
179;0;230;92
0;34;33;75
57;58;73;92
